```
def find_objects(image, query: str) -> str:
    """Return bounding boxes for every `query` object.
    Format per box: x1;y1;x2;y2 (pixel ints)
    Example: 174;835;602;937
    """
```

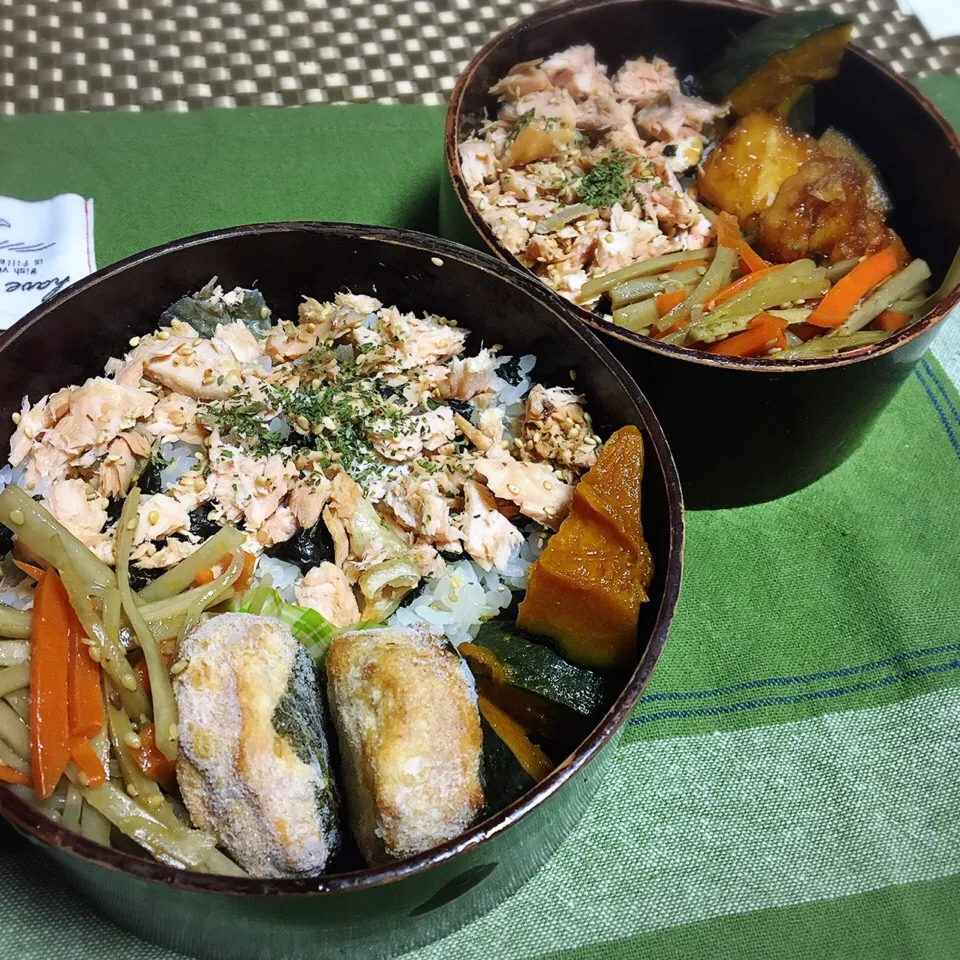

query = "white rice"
0;463;49;499
387;525;549;646
256;554;302;603
490;353;536;408
159;440;202;490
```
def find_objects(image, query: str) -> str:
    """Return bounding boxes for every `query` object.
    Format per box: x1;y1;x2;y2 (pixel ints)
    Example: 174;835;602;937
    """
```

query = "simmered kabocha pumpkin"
517;426;653;671
460;621;617;754
700;10;853;118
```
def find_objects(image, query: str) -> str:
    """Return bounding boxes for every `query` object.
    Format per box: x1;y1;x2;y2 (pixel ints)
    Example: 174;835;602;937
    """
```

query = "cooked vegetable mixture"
460;12;940;359
0;279;653;877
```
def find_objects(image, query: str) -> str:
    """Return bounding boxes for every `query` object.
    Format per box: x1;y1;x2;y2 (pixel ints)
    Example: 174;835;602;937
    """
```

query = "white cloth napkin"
897;0;960;41
0;194;96;331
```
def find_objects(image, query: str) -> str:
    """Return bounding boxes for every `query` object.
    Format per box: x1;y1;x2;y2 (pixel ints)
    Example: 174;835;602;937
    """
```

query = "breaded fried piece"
174;613;340;878
326;627;484;864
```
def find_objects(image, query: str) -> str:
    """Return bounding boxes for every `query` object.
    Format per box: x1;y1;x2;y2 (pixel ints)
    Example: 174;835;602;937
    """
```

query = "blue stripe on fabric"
922;358;960;428
640;642;960;704
914;366;960;458
629;659;960;726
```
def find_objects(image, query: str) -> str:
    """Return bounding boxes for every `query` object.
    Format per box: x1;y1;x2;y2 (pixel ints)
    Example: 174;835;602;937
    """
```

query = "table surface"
2;0;959;115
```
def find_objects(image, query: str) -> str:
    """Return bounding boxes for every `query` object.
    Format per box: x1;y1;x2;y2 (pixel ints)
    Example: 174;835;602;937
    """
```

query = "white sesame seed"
126;784;140;798
170;659;189;676
11;412;21;425
121;673;138;691
129;336;141;347
147;510;160;525
8;509;24;526
123;731;142;749
78;773;91;787
431;256;444;267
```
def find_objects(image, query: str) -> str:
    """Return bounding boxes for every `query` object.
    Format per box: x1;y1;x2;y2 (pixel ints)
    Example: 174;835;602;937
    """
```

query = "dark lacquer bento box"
442;0;960;508
0;224;683;960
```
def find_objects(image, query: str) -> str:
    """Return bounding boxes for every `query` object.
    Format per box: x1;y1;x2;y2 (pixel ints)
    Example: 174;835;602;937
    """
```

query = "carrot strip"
787;322;822;342
127;723;177;785
738;240;769;273
708;263;787;308
0;764;31;786
133;658;151;696
669;258;708;273
235;551;257;592
29;571;72;800
806;248;899;328
69;737;106;788
67;609;103;739
716;211;740;249
193;565;218;586
707;315;788;358
194;550;255;590
655;289;687;317
873;309;911;332
13;560;46;580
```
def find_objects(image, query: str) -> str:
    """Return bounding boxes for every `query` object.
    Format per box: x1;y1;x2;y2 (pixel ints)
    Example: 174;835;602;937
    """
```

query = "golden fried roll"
174;613;340;878
326;627;484;864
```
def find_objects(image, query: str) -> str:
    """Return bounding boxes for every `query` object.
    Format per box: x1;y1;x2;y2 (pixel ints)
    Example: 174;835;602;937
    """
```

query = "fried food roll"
174;613;340;878
326;627;484;864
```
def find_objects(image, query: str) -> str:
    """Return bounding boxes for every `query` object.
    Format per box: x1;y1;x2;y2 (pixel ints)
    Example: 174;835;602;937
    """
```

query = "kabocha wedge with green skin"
460;621;615;718
702;11;853;117
477;695;552;813
479;715;537;814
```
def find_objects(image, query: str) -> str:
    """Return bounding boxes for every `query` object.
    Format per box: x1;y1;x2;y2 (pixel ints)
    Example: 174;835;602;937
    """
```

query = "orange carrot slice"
127;723;177;785
193;566;218;586
67;609;103;740
806;248;899;328
738;240;769;273
236;551;257;592
13;560;46;580
669;258;708;273
0;764;31;786
69;737;106;788
29;571;72;800
133;658;151;696
195;551;256;590
655;289;687;317
873;309;910;331
708;263;788;309
707;314;788;358
716;211;740;249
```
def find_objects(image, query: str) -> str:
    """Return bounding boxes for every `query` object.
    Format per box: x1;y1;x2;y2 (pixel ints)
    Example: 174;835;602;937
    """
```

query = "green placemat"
1;81;959;960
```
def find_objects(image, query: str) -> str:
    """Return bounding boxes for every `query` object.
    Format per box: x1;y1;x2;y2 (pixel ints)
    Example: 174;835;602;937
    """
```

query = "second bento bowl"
442;0;960;508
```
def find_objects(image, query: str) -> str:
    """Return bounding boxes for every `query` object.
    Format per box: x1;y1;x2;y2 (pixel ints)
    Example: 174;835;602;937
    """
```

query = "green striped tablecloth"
1;76;959;960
